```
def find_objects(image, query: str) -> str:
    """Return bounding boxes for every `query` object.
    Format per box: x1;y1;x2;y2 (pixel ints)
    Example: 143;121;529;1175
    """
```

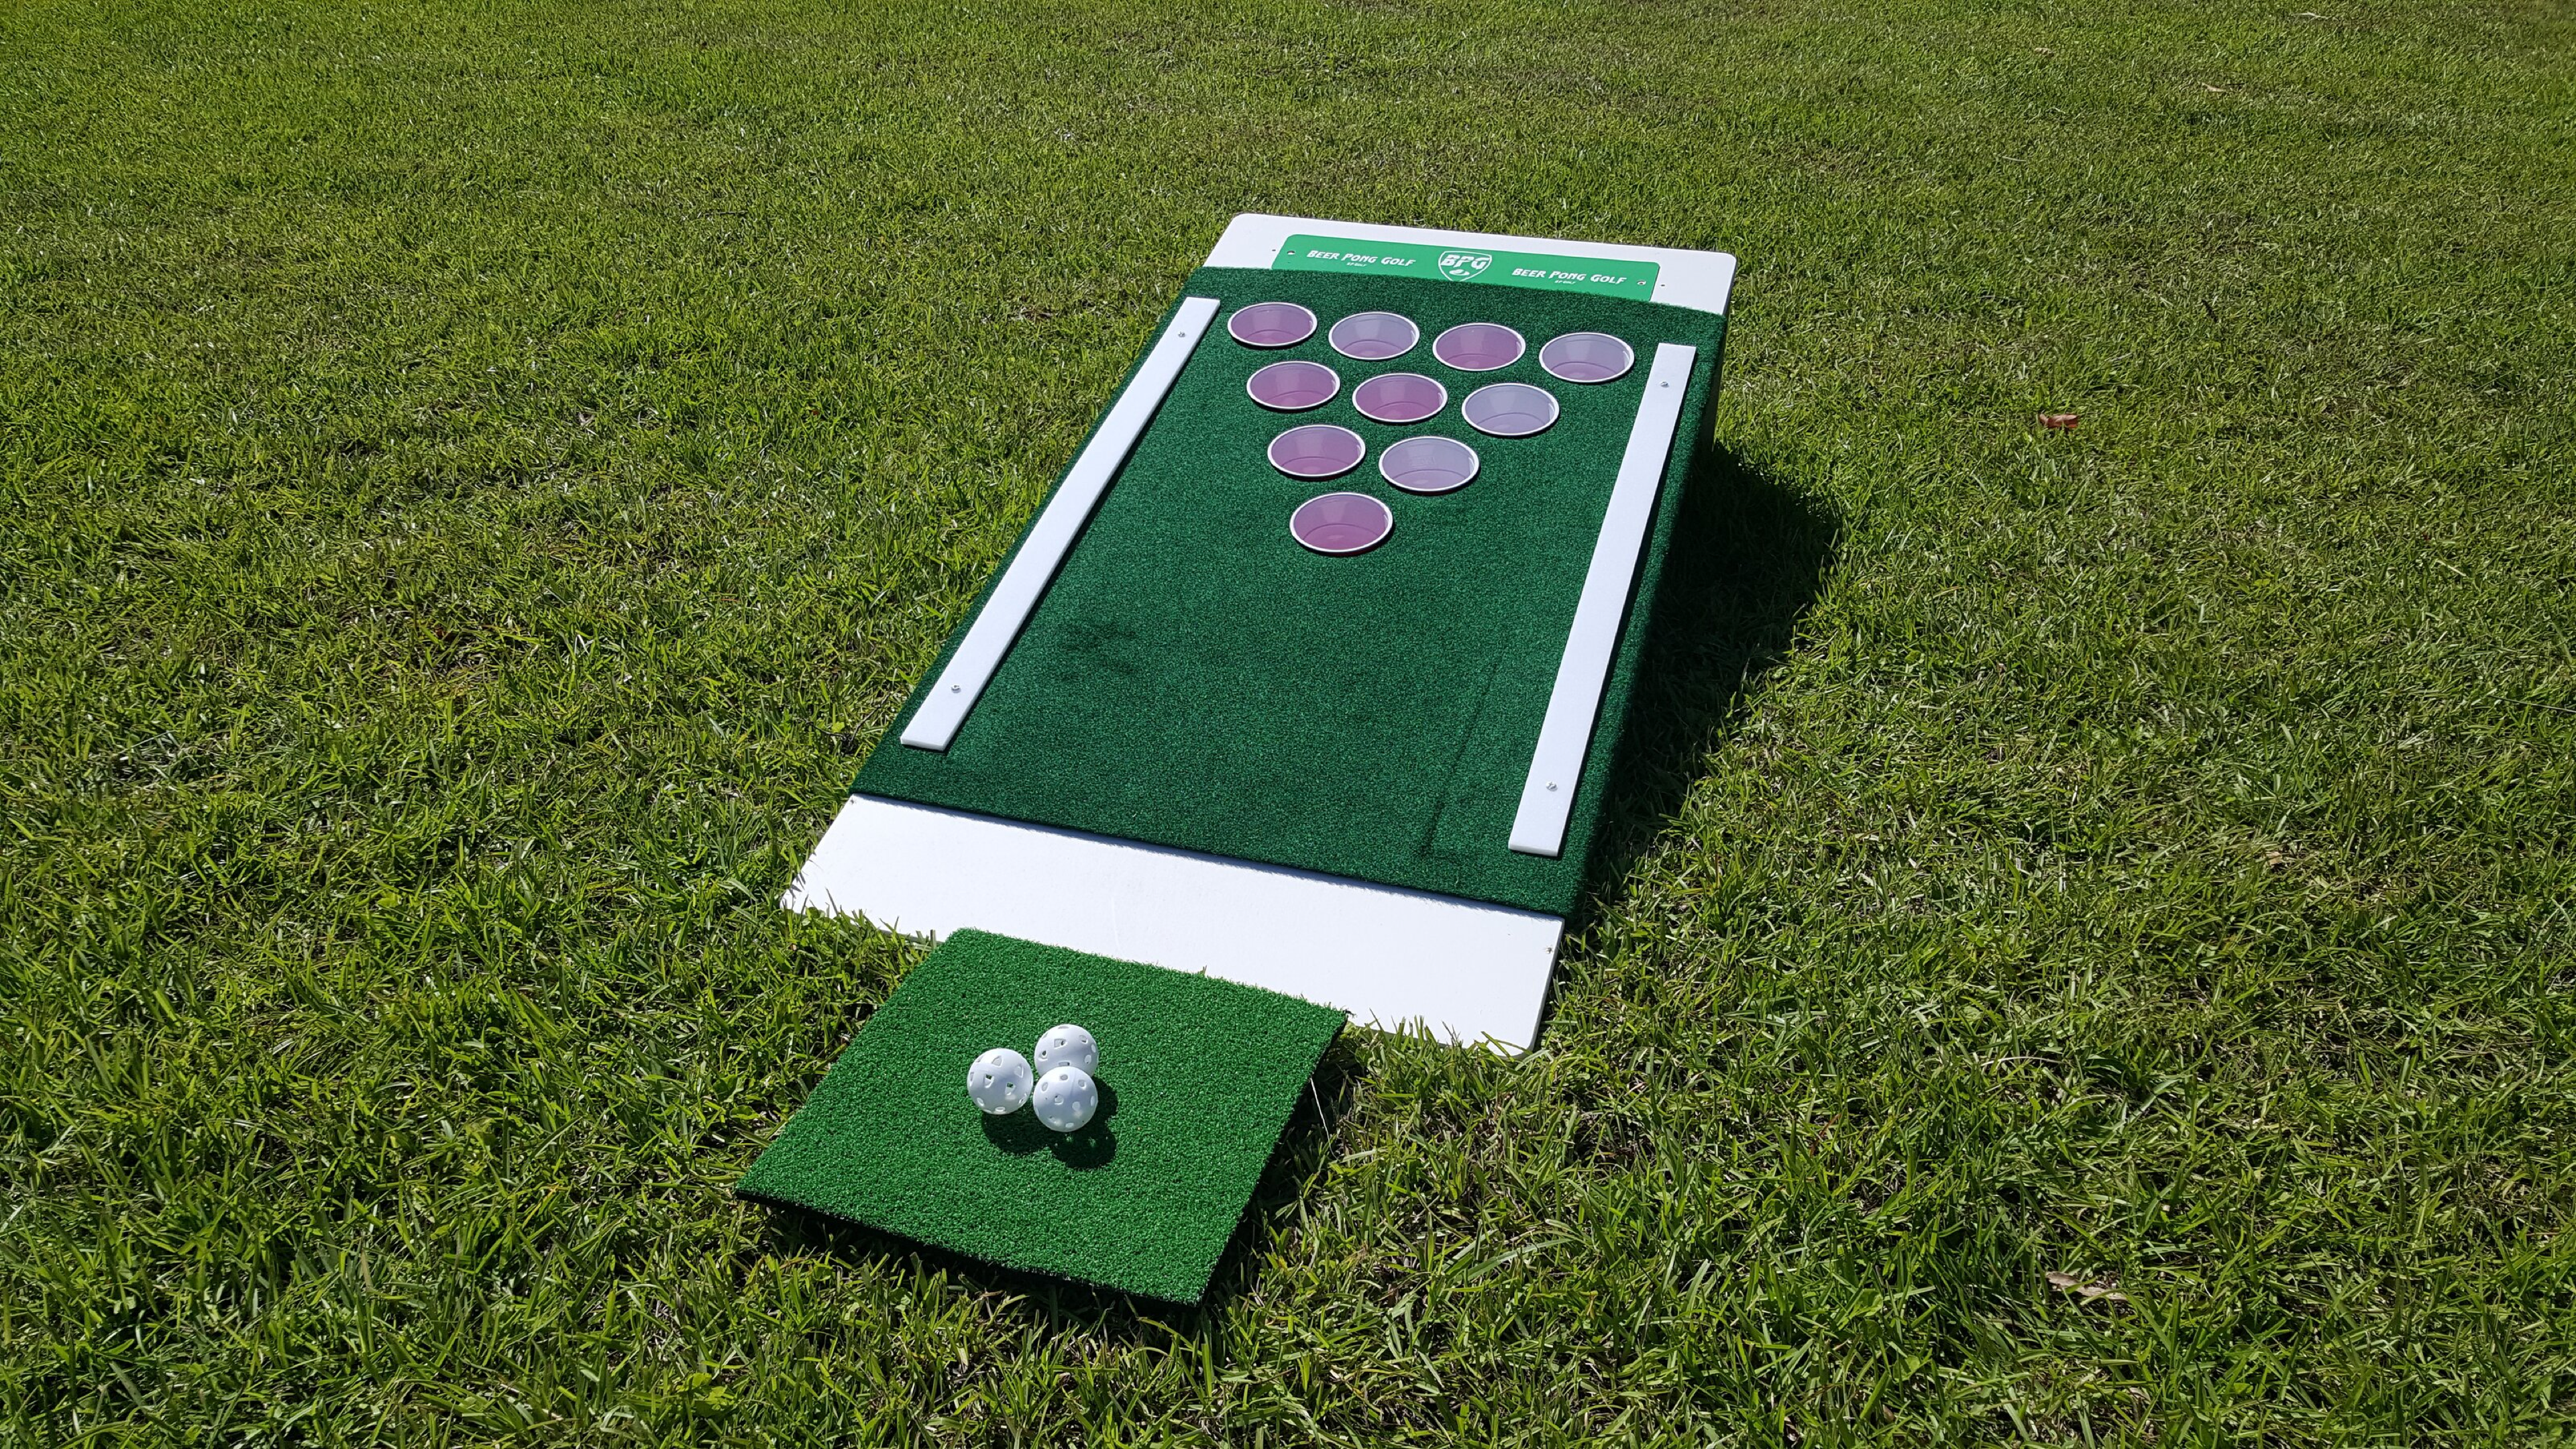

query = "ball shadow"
1049;1078;1118;1169
978;1107;1053;1156
977;1077;1119;1167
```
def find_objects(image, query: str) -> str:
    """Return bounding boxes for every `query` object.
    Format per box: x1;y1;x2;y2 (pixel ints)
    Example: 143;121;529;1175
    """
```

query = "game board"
786;215;1737;1051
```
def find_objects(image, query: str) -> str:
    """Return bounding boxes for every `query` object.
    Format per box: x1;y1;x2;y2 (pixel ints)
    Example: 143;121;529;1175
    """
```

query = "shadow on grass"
751;1032;1364;1327
1570;441;1840;928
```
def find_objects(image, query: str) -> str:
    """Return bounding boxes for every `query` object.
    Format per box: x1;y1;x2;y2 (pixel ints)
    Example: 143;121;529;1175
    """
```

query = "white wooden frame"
1205;213;1737;317
787;796;1566;1053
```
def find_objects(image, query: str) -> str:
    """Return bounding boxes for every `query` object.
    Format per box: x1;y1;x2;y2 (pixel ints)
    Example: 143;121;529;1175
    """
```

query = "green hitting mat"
784;215;1739;1051
736;930;1344;1304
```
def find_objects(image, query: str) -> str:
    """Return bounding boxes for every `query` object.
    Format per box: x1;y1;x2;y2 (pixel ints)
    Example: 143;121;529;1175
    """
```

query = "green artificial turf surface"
853;268;1723;915
7;0;2575;1442
735;929;1343;1304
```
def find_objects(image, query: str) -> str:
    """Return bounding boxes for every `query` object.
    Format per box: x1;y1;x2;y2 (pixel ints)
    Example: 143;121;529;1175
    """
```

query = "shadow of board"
1577;439;1840;920
755;1035;1364;1326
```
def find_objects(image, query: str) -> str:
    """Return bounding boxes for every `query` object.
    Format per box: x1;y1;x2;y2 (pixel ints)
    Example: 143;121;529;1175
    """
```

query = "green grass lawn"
4;0;2571;1442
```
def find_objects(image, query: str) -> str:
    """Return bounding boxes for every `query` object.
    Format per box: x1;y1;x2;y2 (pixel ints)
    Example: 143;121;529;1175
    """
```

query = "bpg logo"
1438;252;1493;281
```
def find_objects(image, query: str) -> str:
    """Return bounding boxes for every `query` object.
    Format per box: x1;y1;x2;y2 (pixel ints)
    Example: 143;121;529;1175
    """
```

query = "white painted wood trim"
784;795;1566;1054
1205;214;1739;317
1508;343;1699;857
899;296;1222;751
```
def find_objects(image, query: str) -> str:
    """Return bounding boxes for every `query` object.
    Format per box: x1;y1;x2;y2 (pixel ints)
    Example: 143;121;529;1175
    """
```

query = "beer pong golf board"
786;215;1736;1052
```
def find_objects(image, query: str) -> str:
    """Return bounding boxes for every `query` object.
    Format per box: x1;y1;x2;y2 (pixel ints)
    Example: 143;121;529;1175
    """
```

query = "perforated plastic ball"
1032;1066;1098;1132
1032;1023;1099;1077
966;1048;1034;1115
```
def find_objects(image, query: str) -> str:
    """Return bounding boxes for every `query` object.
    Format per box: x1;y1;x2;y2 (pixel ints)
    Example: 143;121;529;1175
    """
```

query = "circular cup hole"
1351;372;1447;424
1289;492;1394;555
1246;360;1340;411
1461;382;1560;437
1539;331;1635;383
1432;323;1526;372
1267;424;1366;479
1379;435;1480;494
1226;301;1318;348
1329;311;1419;360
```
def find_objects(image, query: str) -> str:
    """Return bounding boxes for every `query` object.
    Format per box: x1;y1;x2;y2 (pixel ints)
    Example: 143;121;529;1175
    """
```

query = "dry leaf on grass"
2047;1271;2130;1303
2039;413;2079;431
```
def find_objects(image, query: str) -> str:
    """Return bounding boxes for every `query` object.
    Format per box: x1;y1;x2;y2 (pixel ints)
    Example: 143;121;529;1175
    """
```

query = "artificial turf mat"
735;929;1344;1303
849;266;1727;917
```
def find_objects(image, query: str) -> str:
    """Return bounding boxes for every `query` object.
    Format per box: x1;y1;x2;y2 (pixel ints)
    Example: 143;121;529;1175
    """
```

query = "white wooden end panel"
784;795;1565;1054
1205;213;1739;317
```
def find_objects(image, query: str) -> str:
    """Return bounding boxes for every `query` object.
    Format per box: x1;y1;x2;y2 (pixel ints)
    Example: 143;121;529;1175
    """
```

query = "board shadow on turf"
1551;441;1840;961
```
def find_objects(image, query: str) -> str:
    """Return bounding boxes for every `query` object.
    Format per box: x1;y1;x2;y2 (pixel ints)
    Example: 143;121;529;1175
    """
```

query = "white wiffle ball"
966;1048;1034;1115
1032;1023;1099;1077
1032;1065;1098;1132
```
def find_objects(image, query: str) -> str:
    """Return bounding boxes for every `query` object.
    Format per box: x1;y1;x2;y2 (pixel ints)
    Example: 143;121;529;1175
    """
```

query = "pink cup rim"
1288;491;1395;555
1246;359;1341;412
1460;381;1560;437
1538;331;1635;384
1328;310;1421;360
1432;322;1527;372
1267;423;1368;479
1379;435;1481;494
1351;371;1448;424
1227;301;1319;348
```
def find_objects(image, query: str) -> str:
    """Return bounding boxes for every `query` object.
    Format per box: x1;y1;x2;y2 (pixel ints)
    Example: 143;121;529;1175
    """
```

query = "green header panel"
1273;233;1658;301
